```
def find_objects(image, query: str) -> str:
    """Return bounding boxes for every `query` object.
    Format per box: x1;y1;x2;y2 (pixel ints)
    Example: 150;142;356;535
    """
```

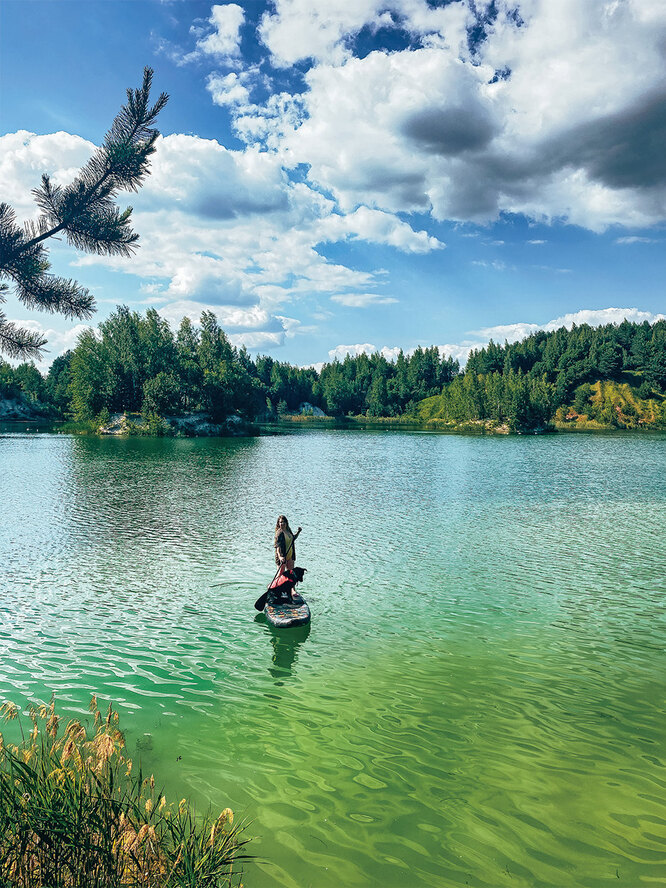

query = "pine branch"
59;205;139;256
23;67;168;254
0;203;96;319
0;68;167;359
0;310;47;361
15;273;95;320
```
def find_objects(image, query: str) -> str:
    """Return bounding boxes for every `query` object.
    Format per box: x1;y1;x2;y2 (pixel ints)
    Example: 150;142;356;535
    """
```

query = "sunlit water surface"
1;427;665;887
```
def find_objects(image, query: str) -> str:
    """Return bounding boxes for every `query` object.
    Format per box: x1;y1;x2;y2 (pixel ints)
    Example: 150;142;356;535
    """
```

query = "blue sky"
1;0;664;368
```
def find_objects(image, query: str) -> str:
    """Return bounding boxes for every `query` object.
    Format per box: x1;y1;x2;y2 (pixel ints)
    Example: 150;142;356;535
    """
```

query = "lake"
1;427;665;887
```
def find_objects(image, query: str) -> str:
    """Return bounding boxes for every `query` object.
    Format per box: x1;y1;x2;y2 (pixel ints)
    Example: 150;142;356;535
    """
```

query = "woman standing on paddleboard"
274;515;301;576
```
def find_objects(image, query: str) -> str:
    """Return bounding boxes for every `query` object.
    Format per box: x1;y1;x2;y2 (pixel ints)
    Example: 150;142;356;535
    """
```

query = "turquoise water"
1;427;665;887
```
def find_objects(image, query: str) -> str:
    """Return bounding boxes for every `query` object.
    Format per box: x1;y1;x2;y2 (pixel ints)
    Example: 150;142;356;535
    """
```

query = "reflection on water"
1;428;665;888
253;615;311;679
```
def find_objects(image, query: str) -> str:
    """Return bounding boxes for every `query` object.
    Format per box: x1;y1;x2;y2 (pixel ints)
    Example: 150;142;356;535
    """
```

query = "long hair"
274;515;292;544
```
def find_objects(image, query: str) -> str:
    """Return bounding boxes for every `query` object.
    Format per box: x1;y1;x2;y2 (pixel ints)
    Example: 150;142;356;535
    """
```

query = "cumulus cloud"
327;342;403;361
206;72;250;107
0;130;95;221
473;307;666;345
437;342;482;365
196;4;244;58
6;2;666;366
259;0;472;67
317;206;444;252
326;341;473;364
240;0;666;229
2;129;443;357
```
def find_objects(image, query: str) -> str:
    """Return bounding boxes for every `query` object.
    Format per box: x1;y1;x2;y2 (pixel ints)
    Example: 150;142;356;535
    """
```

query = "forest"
1;308;665;432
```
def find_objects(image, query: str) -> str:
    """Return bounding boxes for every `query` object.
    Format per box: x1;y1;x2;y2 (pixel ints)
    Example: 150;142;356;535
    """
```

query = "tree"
175;317;202;410
0;68;167;360
45;351;74;416
142;371;181;416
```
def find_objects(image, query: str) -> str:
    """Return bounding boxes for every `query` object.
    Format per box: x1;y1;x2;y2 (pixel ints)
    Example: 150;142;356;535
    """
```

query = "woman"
274;515;302;587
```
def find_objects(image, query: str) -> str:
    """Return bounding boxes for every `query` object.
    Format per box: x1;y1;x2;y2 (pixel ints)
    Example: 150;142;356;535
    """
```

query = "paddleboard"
264;593;311;628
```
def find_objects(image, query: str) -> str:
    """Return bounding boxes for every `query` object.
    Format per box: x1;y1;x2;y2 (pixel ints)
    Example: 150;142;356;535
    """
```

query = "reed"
0;698;250;887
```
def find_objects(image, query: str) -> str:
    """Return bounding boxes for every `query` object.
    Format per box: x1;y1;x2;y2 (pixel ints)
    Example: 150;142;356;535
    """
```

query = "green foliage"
315;346;460;417
439;319;666;430
10;363;46;404
0;698;248;887
0;359;21;399
10;316;666;433
142;372;181;417
0;69;167;361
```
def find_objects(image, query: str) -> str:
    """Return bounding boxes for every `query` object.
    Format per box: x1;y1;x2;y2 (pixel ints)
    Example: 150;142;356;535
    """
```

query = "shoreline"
2;415;665;437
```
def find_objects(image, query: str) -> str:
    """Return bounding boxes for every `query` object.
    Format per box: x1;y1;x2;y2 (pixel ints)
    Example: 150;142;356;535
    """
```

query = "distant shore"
4;412;664;438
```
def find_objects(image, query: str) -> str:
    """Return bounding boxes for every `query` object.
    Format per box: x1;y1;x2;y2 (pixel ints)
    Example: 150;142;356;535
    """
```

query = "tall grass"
0;698;250;887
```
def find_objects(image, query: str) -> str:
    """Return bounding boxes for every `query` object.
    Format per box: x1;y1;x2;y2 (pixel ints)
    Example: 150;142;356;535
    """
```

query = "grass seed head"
219;807;234;825
62;737;75;762
1;701;18;721
46;713;60;738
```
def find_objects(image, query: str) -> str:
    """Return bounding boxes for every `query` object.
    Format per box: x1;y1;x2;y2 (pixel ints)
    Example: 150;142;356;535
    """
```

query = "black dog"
268;566;307;604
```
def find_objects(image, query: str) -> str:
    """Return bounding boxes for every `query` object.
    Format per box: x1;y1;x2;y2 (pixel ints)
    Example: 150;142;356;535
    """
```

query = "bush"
0;698;249;887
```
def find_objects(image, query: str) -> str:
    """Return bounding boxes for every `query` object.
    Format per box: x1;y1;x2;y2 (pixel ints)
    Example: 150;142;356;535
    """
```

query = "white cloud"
242;0;666;230
293;304;666;369
472;259;510;271
615;236;658;245
0;131;95;221
259;0;472;67
425;307;666;368
327;342;402;361
206;72;250;107
2;130;431;352
438;342;482;365
544;307;666;329
473;307;666;345
325;341;472;365
331;292;398;307
196;4;244;58
317;206;444;252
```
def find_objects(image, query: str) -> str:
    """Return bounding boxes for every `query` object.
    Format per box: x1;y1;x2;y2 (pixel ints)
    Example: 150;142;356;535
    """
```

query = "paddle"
254;564;281;611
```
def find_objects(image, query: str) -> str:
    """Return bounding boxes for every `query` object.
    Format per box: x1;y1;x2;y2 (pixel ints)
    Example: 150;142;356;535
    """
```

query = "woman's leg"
285;558;299;600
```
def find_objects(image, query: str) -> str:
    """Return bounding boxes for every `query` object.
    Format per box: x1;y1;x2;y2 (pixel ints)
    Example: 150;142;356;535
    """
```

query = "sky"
1;0;665;370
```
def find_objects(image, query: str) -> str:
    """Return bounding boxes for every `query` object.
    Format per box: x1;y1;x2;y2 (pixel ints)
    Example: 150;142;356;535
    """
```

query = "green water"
1;428;665;887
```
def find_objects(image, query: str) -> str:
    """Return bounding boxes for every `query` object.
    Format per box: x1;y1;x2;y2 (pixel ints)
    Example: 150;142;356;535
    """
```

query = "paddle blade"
254;591;269;611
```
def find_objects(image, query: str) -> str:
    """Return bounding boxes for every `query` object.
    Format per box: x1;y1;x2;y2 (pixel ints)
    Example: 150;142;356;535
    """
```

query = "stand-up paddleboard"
257;567;310;628
264;592;311;628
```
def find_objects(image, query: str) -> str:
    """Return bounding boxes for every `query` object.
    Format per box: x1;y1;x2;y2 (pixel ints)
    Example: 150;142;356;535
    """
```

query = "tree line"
444;318;666;429
0;306;457;422
1;310;665;430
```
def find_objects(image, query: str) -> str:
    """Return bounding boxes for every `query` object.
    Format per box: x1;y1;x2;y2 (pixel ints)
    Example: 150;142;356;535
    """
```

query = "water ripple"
0;429;665;886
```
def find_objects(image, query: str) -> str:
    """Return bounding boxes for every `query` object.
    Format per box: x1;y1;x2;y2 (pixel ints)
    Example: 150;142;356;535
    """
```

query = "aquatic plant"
0;697;249;887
